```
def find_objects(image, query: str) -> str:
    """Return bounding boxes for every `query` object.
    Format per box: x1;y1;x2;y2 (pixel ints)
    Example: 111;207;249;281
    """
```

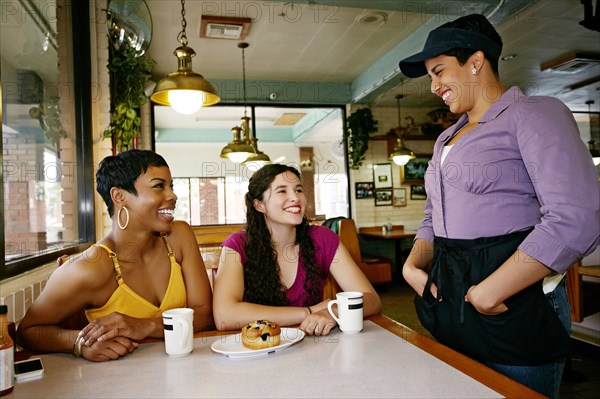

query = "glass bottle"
386;219;392;232
0;305;14;395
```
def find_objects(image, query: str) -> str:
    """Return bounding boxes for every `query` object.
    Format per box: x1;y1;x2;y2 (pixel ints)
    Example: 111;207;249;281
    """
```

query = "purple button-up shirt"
416;86;600;273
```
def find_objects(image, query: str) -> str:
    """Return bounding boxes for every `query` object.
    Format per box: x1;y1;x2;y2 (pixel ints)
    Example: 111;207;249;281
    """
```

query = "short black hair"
439;14;503;76
96;149;169;217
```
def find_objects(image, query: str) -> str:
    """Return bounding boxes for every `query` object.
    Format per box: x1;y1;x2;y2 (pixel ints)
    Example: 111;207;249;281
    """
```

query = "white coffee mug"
327;291;364;334
162;308;194;356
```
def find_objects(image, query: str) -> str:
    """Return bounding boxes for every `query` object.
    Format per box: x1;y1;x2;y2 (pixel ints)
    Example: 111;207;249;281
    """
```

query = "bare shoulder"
167;221;197;248
55;245;116;290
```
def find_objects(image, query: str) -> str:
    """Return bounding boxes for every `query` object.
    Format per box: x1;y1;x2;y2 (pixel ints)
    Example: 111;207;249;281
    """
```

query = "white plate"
211;328;305;359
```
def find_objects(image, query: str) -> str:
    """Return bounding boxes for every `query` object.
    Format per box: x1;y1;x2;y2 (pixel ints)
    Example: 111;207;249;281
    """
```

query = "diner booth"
1;1;599;397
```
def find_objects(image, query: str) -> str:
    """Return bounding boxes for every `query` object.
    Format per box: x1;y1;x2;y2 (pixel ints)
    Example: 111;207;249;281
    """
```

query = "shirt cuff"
415;227;434;245
518;228;581;274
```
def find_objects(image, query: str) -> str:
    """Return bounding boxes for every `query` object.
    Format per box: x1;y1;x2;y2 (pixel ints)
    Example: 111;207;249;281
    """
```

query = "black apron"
414;229;571;365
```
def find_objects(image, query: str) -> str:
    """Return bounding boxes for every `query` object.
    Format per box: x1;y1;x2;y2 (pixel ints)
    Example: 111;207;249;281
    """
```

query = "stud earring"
471;67;477;75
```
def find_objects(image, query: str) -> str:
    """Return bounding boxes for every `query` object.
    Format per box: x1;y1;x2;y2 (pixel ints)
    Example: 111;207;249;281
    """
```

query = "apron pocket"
477;286;571;365
414;294;437;334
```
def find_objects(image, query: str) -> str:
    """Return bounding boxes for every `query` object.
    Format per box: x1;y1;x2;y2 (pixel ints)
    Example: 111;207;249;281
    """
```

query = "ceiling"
4;0;598;144
142;0;600;143
145;0;599;106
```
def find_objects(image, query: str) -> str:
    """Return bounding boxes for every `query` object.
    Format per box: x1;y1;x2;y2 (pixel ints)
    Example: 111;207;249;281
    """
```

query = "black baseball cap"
399;26;502;78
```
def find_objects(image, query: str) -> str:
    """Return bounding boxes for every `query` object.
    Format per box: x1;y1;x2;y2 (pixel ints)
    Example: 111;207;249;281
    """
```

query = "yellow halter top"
85;234;187;321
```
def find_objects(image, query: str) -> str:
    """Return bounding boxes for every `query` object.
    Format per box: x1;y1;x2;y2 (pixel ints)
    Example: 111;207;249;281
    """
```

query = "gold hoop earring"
117;207;129;230
471;67;478;75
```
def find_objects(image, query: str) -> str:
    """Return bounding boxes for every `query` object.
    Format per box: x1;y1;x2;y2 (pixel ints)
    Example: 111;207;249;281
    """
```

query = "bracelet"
73;334;84;358
307;306;312;314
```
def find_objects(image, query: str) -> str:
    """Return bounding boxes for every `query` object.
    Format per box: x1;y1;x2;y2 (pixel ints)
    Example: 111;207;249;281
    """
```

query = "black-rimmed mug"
327;291;363;333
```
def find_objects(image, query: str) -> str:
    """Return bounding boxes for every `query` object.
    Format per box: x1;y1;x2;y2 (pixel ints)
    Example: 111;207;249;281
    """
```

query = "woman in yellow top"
17;150;213;361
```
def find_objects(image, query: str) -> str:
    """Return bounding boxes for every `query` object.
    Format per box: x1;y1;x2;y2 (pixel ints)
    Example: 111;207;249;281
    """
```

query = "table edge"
369;314;546;399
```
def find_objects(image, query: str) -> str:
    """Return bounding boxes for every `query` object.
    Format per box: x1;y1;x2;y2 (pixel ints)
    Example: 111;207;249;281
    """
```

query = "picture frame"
373;163;393;189
393;188;407;207
375;189;393;206
401;155;431;183
355;182;374;199
410;184;427;200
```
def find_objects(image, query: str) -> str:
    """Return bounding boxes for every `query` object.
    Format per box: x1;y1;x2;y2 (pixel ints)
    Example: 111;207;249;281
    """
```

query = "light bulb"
167;90;204;114
393;155;412;166
228;152;250;163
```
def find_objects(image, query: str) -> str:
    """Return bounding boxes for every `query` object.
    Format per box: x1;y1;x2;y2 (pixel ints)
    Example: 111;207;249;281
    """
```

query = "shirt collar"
438;86;524;143
480;86;524;123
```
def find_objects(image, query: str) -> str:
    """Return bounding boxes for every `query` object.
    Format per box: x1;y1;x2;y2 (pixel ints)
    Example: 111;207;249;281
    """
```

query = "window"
154;105;349;225
172;177;249;225
1;1;94;279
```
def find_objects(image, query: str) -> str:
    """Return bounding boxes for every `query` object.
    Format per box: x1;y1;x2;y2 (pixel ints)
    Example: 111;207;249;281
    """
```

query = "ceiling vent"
541;52;600;74
199;15;251;40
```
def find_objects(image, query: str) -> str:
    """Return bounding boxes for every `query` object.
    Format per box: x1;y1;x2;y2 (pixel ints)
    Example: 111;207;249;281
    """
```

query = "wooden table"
10;315;543;398
359;227;418;281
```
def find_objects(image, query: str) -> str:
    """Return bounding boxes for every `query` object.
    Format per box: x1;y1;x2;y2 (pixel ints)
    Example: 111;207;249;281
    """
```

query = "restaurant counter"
9;315;543;398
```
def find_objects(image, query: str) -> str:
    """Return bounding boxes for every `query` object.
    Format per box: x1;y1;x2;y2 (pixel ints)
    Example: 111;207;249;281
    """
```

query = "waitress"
399;14;599;399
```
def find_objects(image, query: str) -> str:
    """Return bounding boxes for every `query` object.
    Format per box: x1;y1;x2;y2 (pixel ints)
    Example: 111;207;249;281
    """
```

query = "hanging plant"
344;108;378;169
103;47;155;152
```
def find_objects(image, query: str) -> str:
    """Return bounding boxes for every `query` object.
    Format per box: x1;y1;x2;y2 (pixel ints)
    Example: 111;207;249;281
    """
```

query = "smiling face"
118;166;177;232
254;171;306;227
425;53;480;114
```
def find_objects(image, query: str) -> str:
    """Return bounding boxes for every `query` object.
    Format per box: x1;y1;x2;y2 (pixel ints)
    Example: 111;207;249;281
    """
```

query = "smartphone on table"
14;358;44;381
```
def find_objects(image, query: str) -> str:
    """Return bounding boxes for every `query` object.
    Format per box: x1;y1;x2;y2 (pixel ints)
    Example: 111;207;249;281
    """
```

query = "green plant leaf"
345;108;378;169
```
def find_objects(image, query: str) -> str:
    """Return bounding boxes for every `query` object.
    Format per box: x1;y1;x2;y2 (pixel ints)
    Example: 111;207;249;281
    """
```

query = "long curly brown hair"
243;164;323;306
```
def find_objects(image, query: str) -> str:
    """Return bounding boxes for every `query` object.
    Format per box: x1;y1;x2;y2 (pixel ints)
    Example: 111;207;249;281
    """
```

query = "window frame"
1;1;95;280
152;103;352;225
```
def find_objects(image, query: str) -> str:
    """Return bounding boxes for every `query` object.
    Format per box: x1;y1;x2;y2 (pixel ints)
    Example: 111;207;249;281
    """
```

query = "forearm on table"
214;302;308;331
17;325;80;354
143;317;167;338
191;303;215;332
363;292;382;316
472;249;553;310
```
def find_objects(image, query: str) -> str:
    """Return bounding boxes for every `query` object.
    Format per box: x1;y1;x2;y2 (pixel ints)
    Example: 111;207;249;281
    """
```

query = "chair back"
321;216;347;234
320;217;351;300
338;218;362;265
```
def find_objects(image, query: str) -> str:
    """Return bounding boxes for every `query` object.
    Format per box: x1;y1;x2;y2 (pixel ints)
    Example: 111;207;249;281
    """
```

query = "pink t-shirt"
222;225;339;306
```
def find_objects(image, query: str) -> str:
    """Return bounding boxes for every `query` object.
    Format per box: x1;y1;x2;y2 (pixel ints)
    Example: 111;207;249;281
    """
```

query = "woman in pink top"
213;164;380;335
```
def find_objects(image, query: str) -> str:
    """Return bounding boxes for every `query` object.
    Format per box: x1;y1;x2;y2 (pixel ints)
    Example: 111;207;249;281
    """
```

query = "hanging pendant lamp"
150;0;220;114
220;125;255;163
244;137;272;169
221;42;271;165
389;94;415;166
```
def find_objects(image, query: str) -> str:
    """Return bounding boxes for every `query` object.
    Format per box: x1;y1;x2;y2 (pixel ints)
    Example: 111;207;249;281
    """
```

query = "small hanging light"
244;137;272;169
389;94;415;166
220;125;255;163
150;0;220;114
221;42;271;165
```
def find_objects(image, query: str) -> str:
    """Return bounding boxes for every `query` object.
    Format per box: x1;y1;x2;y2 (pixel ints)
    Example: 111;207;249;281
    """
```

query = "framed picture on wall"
410;184;427;200
393;188;407;207
373;163;393;189
355;182;374;199
375;189;393;206
401;155;431;183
